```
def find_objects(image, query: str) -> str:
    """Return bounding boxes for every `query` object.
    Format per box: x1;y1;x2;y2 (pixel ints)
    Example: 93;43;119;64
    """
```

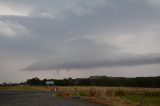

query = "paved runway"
0;90;103;106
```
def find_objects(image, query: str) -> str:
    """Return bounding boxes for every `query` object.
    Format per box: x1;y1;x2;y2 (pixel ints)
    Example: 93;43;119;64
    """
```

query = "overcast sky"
0;0;160;83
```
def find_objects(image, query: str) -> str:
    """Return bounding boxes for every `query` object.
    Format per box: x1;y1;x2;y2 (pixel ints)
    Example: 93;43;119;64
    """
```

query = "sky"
0;0;160;83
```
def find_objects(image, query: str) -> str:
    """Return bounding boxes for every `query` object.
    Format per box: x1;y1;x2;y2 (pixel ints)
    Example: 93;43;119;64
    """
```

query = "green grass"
124;95;160;106
0;85;46;91
79;91;89;96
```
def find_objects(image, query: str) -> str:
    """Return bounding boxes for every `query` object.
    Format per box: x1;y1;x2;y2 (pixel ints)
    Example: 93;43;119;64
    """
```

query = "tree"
27;77;42;85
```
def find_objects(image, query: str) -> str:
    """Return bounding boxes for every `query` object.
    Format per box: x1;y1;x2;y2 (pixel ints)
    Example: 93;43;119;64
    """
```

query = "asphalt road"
0;90;103;106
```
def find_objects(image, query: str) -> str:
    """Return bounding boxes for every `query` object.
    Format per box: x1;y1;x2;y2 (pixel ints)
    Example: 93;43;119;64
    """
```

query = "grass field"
57;86;160;106
1;85;160;106
123;95;160;106
0;85;48;91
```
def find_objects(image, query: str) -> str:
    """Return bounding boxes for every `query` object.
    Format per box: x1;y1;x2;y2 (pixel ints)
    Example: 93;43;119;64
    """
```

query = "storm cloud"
23;54;160;71
0;0;160;82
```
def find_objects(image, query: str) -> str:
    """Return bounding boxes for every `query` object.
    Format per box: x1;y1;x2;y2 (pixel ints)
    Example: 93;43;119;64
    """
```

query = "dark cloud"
0;0;160;82
23;53;160;71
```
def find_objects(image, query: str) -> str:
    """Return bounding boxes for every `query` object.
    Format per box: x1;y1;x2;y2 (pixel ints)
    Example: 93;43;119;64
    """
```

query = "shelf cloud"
23;54;160;71
0;0;160;82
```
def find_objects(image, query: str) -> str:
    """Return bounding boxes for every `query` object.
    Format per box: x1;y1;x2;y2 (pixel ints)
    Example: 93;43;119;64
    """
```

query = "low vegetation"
0;85;48;91
1;76;160;106
57;86;160;106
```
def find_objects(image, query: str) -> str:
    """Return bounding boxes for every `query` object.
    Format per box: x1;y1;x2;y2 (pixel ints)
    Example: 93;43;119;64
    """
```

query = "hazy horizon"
0;0;160;83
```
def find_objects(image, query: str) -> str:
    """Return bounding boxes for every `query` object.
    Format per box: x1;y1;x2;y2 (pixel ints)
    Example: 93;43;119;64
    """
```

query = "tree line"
26;76;160;88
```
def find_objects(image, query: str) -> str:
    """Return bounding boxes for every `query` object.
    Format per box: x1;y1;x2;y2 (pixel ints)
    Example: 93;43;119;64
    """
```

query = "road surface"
0;90;104;106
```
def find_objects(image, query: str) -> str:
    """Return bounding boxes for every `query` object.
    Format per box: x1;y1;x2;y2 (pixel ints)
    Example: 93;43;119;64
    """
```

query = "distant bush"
26;76;160;88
